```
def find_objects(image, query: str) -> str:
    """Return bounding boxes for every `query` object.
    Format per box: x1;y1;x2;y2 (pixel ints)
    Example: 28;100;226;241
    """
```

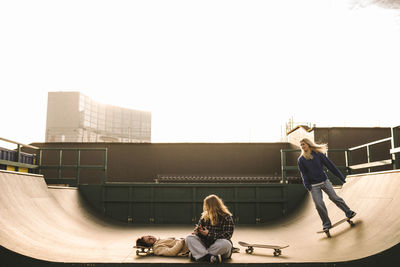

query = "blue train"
0;146;36;173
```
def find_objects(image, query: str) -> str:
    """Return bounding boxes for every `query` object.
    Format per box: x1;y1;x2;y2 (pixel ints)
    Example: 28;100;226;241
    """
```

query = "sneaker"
189;252;195;261
232;247;240;253
210;254;222;263
200;253;211;262
347;211;357;219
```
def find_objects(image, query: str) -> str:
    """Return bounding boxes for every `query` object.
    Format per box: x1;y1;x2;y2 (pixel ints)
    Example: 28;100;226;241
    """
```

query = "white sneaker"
210;254;222;263
189;252;195;261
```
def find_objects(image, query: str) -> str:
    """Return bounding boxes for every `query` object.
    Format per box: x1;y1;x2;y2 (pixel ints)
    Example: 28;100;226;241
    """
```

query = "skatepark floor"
1;169;400;264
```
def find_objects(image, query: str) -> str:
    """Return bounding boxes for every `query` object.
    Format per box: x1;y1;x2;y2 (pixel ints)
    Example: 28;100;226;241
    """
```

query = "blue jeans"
311;179;353;229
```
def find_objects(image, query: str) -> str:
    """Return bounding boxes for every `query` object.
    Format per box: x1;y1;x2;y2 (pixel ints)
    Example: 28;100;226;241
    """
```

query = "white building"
45;92;151;143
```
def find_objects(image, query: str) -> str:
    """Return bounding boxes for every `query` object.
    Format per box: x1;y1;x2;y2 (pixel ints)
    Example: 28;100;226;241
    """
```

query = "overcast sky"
1;0;399;146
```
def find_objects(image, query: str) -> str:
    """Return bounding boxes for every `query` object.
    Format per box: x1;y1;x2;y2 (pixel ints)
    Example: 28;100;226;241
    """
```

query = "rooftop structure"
45;92;151;143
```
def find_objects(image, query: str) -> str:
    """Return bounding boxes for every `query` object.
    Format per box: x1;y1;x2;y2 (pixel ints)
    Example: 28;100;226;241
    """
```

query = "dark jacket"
298;151;345;191
197;214;234;247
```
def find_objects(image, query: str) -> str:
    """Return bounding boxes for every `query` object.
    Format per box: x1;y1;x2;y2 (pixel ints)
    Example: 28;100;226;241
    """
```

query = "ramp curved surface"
0;169;400;264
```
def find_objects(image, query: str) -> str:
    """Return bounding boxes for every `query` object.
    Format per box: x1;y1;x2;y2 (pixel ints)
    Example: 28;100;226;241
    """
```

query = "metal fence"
38;148;107;186
281;126;400;182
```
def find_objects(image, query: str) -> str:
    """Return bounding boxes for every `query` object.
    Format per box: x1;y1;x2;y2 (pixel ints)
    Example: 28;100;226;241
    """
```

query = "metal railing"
280;149;300;184
346;126;399;174
346;137;392;174
390;126;400;169
0;138;108;186
281;126;400;181
0;137;39;172
38;148;107;185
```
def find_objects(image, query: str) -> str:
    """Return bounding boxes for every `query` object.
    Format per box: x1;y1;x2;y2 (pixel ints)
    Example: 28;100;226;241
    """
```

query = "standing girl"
297;138;356;231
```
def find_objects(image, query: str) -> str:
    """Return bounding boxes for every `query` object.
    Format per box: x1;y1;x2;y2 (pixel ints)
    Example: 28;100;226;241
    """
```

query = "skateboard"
133;245;154;256
238;241;289;257
317;217;356;238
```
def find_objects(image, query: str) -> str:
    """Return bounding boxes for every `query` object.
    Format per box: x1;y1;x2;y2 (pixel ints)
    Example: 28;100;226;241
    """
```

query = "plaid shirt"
197;214;234;247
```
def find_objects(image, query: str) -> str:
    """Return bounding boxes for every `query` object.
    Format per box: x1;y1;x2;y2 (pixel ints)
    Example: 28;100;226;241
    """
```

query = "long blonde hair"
201;194;232;226
300;138;327;160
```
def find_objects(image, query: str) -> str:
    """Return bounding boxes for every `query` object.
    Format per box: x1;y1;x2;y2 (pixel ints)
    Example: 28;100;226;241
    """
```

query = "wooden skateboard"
317;217;356;238
238;241;289;257
133;245;154;256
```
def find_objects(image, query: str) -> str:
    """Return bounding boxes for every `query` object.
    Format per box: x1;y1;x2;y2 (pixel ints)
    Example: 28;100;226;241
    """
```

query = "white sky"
1;0;400;145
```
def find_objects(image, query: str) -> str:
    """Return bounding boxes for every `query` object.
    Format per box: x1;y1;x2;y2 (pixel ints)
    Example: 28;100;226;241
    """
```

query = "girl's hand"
198;227;209;236
192;224;202;234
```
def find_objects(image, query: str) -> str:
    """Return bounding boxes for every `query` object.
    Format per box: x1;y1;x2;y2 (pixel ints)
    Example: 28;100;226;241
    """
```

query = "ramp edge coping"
347;169;400;178
0;169;43;178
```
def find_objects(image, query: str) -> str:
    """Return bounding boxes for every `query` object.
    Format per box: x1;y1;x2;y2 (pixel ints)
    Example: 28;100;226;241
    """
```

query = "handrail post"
58;150;63;179
345;150;352;175
76;150;81;185
37;148;42;175
16;144;21;172
344;150;348;176
392;126;399;169
280;149;287;184
103;148;108;184
366;145;371;173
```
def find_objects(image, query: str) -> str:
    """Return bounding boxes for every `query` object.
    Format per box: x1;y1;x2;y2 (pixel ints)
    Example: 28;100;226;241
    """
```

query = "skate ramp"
0;169;400;264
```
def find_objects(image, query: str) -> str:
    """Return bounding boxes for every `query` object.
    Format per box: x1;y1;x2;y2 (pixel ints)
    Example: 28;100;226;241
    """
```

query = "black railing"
0;137;39;173
38;148;107;186
281;126;400;181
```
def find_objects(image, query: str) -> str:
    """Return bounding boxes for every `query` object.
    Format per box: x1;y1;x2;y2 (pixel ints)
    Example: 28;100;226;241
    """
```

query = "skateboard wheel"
273;249;282;256
136;250;140;256
324;230;331;238
245;248;253;254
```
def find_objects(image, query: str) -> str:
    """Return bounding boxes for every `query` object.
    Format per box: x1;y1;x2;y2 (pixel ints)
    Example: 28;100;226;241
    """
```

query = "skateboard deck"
317;217;356;237
238;241;289;256
133;245;154;256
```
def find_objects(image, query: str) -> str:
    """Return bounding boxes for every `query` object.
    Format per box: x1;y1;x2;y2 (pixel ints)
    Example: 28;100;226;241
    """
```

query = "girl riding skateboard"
297;138;356;231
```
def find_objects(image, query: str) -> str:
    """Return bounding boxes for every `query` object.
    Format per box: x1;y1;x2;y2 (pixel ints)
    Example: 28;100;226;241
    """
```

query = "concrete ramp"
1;169;400;264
